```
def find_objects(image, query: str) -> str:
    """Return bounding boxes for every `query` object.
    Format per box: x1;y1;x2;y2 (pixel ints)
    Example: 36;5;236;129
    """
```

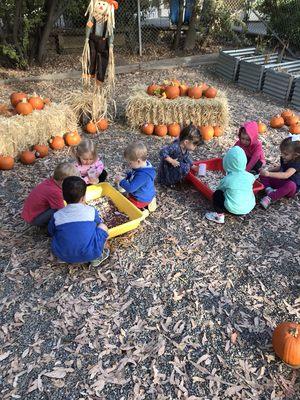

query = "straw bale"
0;103;77;156
126;86;229;128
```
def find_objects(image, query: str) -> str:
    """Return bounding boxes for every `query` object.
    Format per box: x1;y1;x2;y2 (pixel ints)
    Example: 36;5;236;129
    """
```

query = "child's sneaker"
147;197;157;212
205;212;225;224
90;248;110;267
260;196;272;209
265;186;276;196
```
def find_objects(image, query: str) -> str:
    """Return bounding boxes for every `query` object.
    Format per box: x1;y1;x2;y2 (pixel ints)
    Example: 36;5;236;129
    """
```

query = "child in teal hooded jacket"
205;147;256;224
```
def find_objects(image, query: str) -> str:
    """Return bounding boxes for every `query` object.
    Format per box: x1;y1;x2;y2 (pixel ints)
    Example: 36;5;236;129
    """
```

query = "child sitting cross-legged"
48;176;109;266
205;147;256;224
115;142;157;212
21;162;79;227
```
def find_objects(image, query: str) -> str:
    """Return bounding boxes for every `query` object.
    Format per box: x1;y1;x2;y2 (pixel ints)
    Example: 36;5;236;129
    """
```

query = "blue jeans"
170;0;194;24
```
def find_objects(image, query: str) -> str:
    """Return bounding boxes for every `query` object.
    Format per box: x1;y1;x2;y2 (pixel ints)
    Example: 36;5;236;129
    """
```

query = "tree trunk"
183;0;199;50
197;0;216;47
172;0;184;50
13;0;24;59
37;0;60;64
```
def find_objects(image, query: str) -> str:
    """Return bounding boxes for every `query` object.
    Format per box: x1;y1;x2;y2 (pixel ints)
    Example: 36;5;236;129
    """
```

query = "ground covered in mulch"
0;66;299;399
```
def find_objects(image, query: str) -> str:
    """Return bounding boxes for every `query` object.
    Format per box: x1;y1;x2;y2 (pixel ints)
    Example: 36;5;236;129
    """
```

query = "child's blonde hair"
53;162;79;181
74;139;98;164
124;142;147;161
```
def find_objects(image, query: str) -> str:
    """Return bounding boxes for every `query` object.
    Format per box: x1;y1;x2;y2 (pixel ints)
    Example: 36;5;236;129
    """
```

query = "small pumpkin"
170;79;181;87
154;125;168;137
64;132;81;146
204;86;217;99
15;98;33;116
33;144;49;158
285;114;299;127
49;136;65;150
200;125;214;141
179;84;189;96
165;85;180;100
141;123;154;135
257;121;267;134
213;126;223;137
28;92;44;110
289;122;300;135
43;98;51;105
97;118;108;131
0;155;14;170
168;123;181;137
270;115;284;129
281;109;293;121
201;82;209;92
272;322;300;367
85;121;97;134
20;150;36;165
147;84;161;95
188;85;203;99
10;92;27;107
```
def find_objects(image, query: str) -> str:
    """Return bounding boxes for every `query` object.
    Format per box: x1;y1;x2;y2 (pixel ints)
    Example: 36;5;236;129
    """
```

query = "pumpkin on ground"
200;125;214;141
285;114;299;127
0;156;14;170
16;98;33;116
289;123;300;135
10;92;27;107
154;125;168;137
49;136;65;150
204;86;217;99
213;126;223;137
20;150;36;165
272;322;300;368
64;132;81;146
85;121;97;134
188;85;203;99
270;115;284;129
257;121;267;134
28;93;44;110
165;85;180;100
141;123;154;135
97;119;108;131
168;123;181;137
34;144;49;158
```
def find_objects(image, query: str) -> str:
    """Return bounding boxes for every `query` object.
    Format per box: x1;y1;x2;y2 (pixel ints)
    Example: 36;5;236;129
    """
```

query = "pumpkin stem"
289;328;299;337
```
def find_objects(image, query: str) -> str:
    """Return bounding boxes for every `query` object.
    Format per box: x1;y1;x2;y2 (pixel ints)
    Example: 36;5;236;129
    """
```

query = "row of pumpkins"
147;80;218;100
141;123;223;140
270;109;300;134
2;92;51;116
0;131;81;170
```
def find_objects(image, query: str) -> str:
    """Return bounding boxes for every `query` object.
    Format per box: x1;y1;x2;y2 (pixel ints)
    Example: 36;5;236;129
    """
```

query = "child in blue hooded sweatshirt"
116;142;157;212
205;147;256;224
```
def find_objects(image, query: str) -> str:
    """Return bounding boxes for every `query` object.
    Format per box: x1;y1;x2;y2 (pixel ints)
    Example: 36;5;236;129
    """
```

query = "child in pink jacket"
234;121;266;174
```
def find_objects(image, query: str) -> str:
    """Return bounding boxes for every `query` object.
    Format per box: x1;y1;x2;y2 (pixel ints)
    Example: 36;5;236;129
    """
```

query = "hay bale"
126;85;229;129
0;103;77;157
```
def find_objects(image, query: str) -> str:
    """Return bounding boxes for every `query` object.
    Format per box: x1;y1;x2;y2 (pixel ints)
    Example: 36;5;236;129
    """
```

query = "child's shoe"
90;248;110;267
205;212;225;224
260;196;272;209
147;197;157;212
265;186;276;196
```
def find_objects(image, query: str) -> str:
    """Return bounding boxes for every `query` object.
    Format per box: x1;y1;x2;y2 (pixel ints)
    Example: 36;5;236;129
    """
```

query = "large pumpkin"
97;119;108;131
10;92;27;107
16;99;33;116
204;86;217;99
188;85;202;99
49;136;65;150
141;123;154;135
34;144;49;158
270;115;284;129
28;93;44;110
168;123;181;137
285;114;299;127
165;85;180;100
272;322;300;367
200;125;214;141
289;123;300;135
20;150;36;165
154;125;168;137
64;132;81;146
85;121;97;134
0;156;14;170
257;121;267;134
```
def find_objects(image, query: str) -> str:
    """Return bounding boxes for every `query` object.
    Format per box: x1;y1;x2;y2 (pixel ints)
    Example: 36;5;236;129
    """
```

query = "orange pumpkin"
204;86;217;99
28;93;44;110
34;144;49;158
141;123;154;135
147;84;161;95
201;82;209;92
15;98;33;116
43;98;51;105
165;85;180;100
154;125;168;137
179;84;189;96
272;322;300;367
200;125;214;141
281;109;293;121
257;121;267;134
168;123;181;137
285;114;299;127
213;126;223;137
170;79;181;87
85;121;97;134
10;92;27;107
97;119;108;131
270;115;284;129
188;85;203;99
20;150;35;165
289;123;300;135
0;156;14;170
49;136;65;150
64;132;81;146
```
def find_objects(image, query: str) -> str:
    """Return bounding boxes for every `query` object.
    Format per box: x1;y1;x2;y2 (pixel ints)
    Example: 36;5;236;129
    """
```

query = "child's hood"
239;121;259;145
134;161;156;178
223;147;247;173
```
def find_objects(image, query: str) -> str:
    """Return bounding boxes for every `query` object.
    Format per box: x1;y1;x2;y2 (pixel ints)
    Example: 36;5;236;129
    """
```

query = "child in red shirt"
21;162;79;227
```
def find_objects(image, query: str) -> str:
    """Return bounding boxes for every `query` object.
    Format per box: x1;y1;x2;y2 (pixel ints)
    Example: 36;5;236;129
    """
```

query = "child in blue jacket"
48;176;109;266
116;142;157;212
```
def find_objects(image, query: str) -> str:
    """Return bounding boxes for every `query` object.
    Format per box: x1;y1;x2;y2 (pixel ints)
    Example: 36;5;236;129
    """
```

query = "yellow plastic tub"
86;182;144;238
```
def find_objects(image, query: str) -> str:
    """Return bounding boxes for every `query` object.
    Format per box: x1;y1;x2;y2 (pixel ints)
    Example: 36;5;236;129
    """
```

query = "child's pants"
260;176;297;201
31;209;56;227
128;195;151;209
213;190;230;214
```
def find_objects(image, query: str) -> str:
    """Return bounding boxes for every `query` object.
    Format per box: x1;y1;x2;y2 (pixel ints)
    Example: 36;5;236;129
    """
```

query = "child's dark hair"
179;124;203;145
280;137;300;162
63;176;87;204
